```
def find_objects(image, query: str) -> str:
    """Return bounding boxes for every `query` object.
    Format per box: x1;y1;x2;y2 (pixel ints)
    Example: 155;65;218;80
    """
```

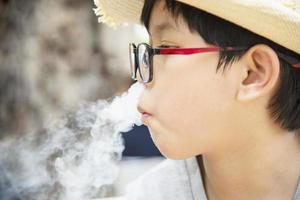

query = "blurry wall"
0;1;161;198
0;0;142;138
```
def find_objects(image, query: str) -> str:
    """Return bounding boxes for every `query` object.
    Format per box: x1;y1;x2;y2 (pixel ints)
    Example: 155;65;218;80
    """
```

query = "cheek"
150;57;235;157
156;56;225;129
157;78;213;140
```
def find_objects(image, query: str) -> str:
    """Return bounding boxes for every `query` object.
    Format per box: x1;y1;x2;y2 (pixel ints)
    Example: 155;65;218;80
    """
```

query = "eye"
157;44;178;48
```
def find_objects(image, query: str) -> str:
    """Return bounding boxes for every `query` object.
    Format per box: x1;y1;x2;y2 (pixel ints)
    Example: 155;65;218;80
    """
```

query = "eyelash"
157;45;178;48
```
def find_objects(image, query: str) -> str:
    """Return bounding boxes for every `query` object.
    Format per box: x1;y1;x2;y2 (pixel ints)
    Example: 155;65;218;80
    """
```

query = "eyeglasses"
129;43;300;83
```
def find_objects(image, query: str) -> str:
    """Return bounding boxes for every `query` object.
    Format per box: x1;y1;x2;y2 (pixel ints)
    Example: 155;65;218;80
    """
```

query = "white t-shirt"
126;157;300;200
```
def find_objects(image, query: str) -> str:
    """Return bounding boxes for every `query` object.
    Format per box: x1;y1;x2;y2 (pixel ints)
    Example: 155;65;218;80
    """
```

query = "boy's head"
95;0;300;159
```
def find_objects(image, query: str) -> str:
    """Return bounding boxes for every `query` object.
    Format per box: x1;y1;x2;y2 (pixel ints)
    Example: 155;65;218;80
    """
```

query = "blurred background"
0;0;163;198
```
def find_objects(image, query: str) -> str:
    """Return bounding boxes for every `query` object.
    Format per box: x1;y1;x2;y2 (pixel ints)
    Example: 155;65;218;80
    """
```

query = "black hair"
141;0;300;132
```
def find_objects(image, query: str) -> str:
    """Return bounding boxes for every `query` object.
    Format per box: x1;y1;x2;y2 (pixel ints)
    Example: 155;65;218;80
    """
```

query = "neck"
199;129;300;200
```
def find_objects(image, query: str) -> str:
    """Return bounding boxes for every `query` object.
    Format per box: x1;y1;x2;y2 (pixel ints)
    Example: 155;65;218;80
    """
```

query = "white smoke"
0;82;144;200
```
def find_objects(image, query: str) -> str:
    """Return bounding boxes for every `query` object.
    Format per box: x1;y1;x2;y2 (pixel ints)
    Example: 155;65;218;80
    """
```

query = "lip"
137;105;152;122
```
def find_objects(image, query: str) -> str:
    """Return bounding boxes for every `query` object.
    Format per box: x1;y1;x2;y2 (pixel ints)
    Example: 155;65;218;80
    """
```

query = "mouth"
137;105;152;121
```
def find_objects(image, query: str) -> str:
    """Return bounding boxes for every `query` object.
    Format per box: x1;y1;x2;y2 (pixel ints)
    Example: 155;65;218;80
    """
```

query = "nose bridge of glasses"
129;43;138;80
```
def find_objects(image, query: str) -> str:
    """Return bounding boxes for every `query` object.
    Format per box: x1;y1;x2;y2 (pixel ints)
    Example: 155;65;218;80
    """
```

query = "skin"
137;1;300;200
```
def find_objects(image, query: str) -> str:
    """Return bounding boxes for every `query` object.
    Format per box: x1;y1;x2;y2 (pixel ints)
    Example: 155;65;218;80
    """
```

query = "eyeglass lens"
138;44;150;83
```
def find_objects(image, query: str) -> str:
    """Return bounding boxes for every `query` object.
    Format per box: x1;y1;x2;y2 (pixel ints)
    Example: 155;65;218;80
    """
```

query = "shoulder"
125;157;204;200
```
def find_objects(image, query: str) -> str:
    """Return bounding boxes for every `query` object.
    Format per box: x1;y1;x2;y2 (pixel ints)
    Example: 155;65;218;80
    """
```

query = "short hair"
141;0;300;132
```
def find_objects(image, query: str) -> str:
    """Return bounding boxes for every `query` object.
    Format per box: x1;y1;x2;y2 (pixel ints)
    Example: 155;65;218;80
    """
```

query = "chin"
149;129;196;160
155;144;194;160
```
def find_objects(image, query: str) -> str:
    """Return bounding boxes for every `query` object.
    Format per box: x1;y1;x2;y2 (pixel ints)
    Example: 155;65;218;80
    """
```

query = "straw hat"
93;0;300;55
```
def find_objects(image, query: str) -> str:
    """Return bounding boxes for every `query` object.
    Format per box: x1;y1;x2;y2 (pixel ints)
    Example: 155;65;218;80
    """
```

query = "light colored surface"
113;156;165;196
91;157;164;199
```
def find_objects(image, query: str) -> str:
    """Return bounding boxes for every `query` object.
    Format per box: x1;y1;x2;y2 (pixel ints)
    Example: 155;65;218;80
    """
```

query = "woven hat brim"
94;0;300;55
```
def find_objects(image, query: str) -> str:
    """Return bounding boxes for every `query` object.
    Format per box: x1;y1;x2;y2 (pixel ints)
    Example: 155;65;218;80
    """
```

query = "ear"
237;44;280;101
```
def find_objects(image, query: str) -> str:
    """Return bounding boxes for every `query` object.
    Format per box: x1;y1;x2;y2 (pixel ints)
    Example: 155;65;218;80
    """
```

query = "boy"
94;0;300;199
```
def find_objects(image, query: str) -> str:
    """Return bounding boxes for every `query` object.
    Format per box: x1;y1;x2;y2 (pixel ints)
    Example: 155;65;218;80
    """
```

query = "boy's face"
138;0;245;159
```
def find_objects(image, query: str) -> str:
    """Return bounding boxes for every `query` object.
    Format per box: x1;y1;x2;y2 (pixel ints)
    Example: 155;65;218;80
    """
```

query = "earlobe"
237;45;280;102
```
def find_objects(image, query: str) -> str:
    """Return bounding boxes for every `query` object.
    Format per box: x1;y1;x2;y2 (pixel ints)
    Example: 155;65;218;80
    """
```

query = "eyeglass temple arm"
293;63;300;68
152;46;300;69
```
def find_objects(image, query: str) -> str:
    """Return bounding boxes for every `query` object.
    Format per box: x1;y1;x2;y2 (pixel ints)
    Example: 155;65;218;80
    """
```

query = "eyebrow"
149;21;178;37
148;22;179;46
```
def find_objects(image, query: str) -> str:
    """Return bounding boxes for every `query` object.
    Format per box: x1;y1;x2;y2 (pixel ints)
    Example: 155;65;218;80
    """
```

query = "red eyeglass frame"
130;43;300;83
154;45;300;68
